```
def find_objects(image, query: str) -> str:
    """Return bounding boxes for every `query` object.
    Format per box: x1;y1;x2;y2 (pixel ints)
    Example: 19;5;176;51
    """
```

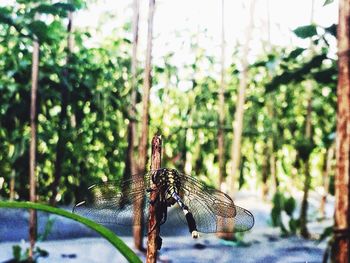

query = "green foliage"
0;0;132;203
37;216;55;242
0;0;338;242
12;245;22;261
271;192;298;235
0;201;141;263
284;196;297;216
293;25;318;39
318;225;333;243
295;138;314;162
323;0;334;6
265;53;328;92
31;3;75;17
12;245;49;262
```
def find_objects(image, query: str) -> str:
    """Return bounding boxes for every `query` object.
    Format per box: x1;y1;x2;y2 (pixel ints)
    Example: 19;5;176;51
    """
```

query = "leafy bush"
271;192;298;235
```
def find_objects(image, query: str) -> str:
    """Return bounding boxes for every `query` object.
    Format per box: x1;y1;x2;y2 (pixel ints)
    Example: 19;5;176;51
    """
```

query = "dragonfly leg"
171;192;199;239
156;236;162;250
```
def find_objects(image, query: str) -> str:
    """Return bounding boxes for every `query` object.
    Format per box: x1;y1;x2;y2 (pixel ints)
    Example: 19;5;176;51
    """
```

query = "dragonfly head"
151;168;169;185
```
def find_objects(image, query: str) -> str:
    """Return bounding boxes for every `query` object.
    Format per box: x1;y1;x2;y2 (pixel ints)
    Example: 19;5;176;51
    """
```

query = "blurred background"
0;0;343;262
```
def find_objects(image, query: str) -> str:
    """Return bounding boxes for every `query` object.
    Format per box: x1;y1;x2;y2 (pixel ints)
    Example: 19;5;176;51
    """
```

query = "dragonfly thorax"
152;168;181;205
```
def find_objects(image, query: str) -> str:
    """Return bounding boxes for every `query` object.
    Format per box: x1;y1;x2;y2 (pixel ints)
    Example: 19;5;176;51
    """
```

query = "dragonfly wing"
73;174;150;226
215;205;255;233
177;172;254;233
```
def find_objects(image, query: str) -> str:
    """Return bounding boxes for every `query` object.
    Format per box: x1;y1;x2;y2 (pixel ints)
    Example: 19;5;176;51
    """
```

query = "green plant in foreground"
12;244;48;262
0;201;142;263
271;192;298;236
10;216;55;262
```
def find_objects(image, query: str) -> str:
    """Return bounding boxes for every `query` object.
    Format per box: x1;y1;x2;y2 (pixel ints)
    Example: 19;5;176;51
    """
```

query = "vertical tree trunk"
9;171;15;200
216;0;231;240
126;1;141;250
320;143;335;218
229;0;255;197
269;150;278;194
299;1;315;238
299;85;313;239
267;100;278;196
184;119;194;175
331;0;350;260
50;7;73;206
28;34;39;261
138;0;155;176
193;140;203;176
218;0;226;189
265;0;271;47
178;128;187;172
146;135;162;263
261;143;269;201
124;0;140;184
261;1;272;201
134;0;155;251
299;157;311;238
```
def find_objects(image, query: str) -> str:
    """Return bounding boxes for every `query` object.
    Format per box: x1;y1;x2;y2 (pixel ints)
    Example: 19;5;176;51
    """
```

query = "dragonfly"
73;168;254;241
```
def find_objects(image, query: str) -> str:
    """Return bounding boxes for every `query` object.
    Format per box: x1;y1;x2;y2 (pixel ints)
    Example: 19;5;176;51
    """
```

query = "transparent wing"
73;173;151;226
176;172;254;233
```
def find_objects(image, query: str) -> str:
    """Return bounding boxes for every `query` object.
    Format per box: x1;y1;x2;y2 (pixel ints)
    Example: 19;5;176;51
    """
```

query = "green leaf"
313;67;337;84
271;206;281;227
288;218;298;234
37;216;55;242
31;3;75;17
283;197;296;216
28;20;49;42
0;7;28;38
287;48;306;60
271;192;284;227
296;138;314;161
0;7;13;25
35;247;49;258
53;3;76;12
71;0;86;10
266;53;328;92
323;0;334;6
325;24;337;37
250;61;266;68
293;25;317;39
0;201;142;263
12;245;22;261
32;4;61;16
239;156;246;189
318;225;333;243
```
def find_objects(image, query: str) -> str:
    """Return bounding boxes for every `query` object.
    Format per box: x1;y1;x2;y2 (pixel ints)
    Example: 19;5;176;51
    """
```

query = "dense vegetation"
0;0;339;243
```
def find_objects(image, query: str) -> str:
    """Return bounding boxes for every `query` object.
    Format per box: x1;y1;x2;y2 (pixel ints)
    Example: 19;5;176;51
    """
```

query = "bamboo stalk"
29;33;39;261
126;0;140;178
299;0;315;239
135;0;155;250
229;0;255;197
126;0;141;250
218;0;226;189
138;0;155;173
320;143;335;218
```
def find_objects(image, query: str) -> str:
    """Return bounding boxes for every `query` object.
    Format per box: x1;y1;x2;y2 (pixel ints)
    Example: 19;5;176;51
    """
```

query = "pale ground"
0;191;333;263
